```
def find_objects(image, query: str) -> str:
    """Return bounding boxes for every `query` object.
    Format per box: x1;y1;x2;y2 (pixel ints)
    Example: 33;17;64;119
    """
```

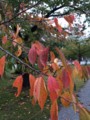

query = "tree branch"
0;1;41;25
0;45;41;74
45;4;65;18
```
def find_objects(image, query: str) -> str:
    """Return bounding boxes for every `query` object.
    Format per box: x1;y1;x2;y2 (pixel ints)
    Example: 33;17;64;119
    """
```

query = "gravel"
58;80;90;120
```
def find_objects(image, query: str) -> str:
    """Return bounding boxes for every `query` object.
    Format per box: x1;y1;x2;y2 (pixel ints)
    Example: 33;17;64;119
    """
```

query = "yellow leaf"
78;104;90;120
61;91;72;107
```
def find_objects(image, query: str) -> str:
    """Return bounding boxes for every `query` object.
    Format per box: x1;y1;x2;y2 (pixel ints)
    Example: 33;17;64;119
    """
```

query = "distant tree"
62;38;90;63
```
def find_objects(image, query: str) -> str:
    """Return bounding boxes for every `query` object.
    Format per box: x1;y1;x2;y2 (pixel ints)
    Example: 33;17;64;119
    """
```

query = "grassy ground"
0;74;50;120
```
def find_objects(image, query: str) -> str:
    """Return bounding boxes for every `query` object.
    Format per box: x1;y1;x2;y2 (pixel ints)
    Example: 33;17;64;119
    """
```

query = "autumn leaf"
64;15;74;25
33;77;47;109
56;76;63;95
54;18;62;33
29;74;36;96
47;76;59;102
37;57;44;70
34;41;44;55
0;56;6;77
74;60;82;78
50;51;55;63
51;63;59;71
13;75;23;97
15;46;22;57
39;47;49;66
28;46;37;65
55;47;68;69
78;103;90;120
2;35;7;44
13;37;23;46
61;91;71;107
50;100;58;120
61;68;70;89
74;60;82;71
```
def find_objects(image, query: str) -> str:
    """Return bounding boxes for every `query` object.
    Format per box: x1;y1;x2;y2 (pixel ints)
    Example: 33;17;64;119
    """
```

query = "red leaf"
47;76;59;102
62;68;70;89
28;46;37;65
0;56;6;77
34;41;44;55
39;47;49;66
2;35;7;44
29;74;36;96
33;77;47;109
64;15;74;24
50;100;58;120
13;75;23;97
54;18;62;33
37;57;44;70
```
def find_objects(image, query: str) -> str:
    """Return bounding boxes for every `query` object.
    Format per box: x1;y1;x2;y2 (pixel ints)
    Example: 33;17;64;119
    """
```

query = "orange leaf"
69;72;74;94
2;35;7;44
15;46;22;57
50;100;58;120
56;76;63;95
61;91;71;107
13;37;23;46
54;18;62;33
29;74;36;96
50;51;55;63
13;75;23;97
33;77;47;109
0;56;6;77
47;76;59;102
28;46;37;65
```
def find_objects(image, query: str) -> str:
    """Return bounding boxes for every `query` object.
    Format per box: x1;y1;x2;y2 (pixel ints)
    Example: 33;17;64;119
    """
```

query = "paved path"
58;80;90;120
